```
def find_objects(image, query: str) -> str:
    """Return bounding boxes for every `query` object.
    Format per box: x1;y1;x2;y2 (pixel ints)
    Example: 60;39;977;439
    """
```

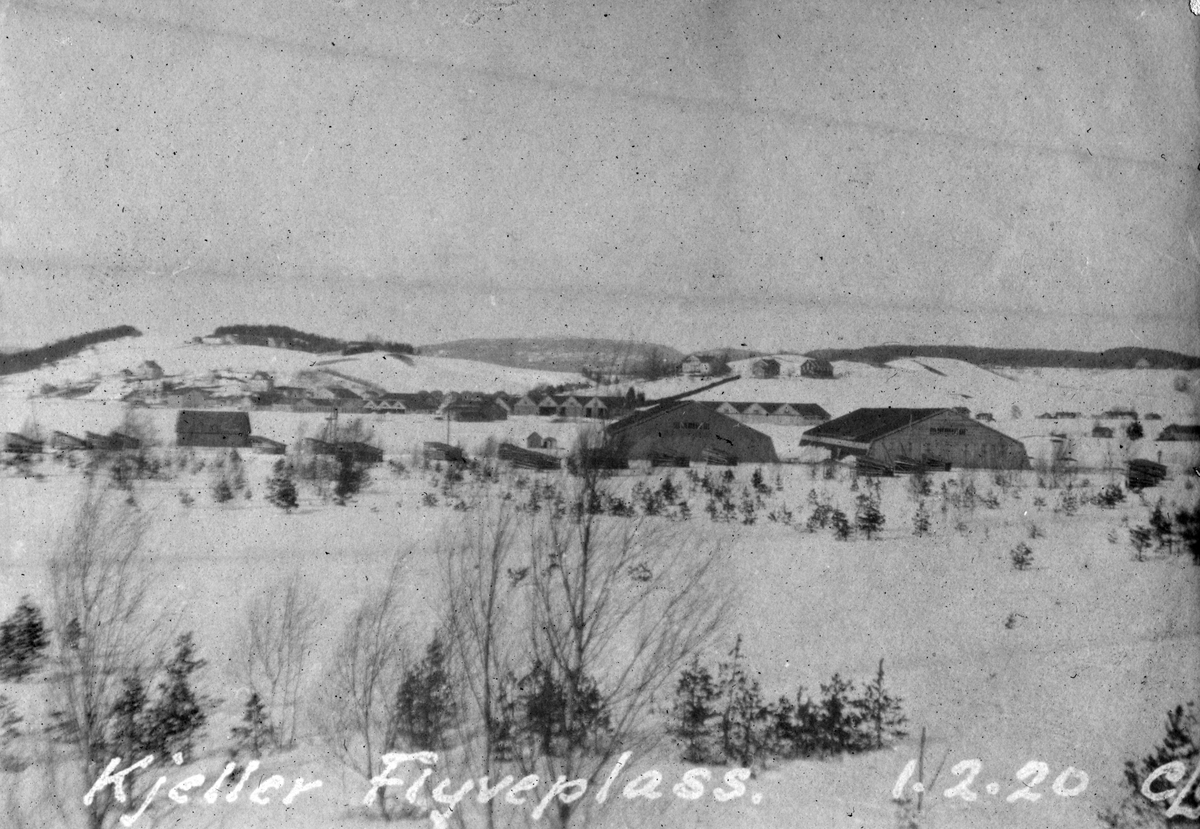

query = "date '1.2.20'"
892;759;1089;804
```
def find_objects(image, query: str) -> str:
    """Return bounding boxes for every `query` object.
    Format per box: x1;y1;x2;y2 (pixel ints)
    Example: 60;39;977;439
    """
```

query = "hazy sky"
1;0;1197;354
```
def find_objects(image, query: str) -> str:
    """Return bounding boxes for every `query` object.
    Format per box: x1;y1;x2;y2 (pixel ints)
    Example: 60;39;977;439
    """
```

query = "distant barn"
605;400;778;465
750;358;780;379
176;411;252;448
800;408;1029;470
1157;424;1200;442
799;357;834;378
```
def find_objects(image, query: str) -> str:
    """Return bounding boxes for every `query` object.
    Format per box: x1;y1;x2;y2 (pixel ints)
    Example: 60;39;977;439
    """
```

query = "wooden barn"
86;431;142;451
176;411;252;448
605;400;778;465
750;358;781;379
1157;424;1200;442
800;408;1029;470
799;357;834;378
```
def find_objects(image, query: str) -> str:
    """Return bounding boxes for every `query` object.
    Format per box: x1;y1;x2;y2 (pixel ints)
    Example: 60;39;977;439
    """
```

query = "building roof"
176;410;252;435
802;408;948;444
606;400;696;435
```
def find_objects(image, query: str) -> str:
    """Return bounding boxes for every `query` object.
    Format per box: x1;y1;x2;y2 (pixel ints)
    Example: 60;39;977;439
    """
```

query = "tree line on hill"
0;326;142;377
805;344;1200;370
209;324;415;355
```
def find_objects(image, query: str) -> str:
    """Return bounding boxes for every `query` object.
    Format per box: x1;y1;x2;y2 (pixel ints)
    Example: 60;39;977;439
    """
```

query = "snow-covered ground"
0;337;587;399
1;348;1198;829
0;458;1197;829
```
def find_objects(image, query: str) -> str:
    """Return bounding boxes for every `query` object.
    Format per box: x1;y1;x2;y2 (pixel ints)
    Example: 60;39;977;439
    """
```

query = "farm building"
497;443;561;470
680;355;715;377
49;431;89;451
800;408;1029;470
605;400;778;465
301;438;383;464
799;357;834;378
1157;424;1200;441
176;411;252;449
424;442;467;464
86;431;142;451
442;397;508;422
750;358;781;379
513;395;541;416
3;433;43;454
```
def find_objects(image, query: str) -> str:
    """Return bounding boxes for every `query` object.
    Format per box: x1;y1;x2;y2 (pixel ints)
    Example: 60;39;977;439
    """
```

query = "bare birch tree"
442;468;732;829
238;571;324;748
47;482;167;829
310;559;413;820
440;492;524;829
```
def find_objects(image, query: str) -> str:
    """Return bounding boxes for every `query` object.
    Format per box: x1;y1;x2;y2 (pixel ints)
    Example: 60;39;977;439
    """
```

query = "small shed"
176;411;252;448
526;431;544;449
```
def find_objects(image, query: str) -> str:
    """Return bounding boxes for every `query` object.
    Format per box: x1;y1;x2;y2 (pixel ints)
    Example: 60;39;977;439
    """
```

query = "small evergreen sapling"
670;656;720;763
0;596;49;681
392;634;457;751
716;636;770;767
230;691;276;755
855;492;885;539
912;500;931;537
145;633;209;759
855;659;907;750
1010;542;1035;571
266;459;299;512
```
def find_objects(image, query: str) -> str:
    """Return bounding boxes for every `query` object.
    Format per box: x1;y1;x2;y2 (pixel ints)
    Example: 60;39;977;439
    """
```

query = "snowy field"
1;455;1197;829
1;350;1198;829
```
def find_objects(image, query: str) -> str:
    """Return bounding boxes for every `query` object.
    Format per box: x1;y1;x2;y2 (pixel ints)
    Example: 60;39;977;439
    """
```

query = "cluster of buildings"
679;354;835;379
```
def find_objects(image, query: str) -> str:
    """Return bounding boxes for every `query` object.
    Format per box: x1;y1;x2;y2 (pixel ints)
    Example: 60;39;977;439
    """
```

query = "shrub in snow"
855;493;885;539
1010;542;1034;571
912;501;931;536
1176;506;1200;565
1099;701;1199;828
1130;526;1154;561
1095;484;1126;509
0;597;49;681
831;509;852;540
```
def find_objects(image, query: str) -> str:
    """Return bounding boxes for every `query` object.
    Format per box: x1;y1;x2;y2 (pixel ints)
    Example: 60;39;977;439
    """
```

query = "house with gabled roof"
800;407;1028;470
750;358;780;379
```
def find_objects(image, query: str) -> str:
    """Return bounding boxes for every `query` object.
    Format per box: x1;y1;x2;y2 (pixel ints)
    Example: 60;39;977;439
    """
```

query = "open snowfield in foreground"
1;452;1197;829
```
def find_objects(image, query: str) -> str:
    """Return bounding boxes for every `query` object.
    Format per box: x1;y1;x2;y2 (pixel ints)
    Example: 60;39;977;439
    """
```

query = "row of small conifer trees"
669;637;907;768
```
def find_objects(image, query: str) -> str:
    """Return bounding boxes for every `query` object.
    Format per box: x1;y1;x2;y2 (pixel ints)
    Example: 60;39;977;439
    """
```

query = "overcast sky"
1;0;1197;354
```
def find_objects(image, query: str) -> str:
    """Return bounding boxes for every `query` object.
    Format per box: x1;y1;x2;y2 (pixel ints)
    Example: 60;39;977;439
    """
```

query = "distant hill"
0;326;142;376
805;344;1200;370
419;338;684;375
208;324;414;355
